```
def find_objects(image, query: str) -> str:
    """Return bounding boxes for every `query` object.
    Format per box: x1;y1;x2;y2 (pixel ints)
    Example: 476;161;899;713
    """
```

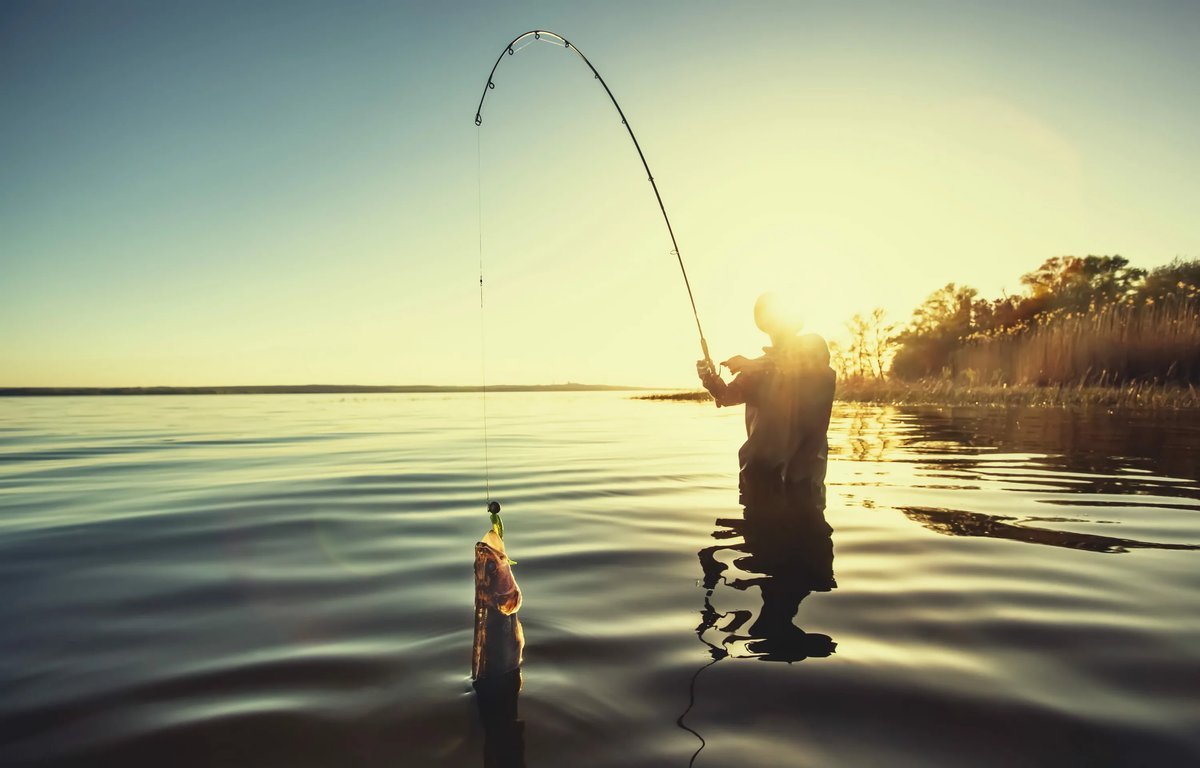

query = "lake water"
1;394;1198;767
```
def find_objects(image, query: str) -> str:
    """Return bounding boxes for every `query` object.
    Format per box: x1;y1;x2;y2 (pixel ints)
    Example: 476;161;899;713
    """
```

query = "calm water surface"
1;394;1198;767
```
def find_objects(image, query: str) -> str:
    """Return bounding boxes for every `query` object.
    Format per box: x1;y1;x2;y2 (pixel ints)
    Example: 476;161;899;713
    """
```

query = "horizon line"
0;383;685;396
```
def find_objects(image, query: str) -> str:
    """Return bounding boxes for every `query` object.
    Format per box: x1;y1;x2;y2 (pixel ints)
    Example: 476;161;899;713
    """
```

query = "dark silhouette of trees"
1137;258;1200;306
891;284;978;379
888;256;1200;385
1017;255;1145;315
838;308;897;381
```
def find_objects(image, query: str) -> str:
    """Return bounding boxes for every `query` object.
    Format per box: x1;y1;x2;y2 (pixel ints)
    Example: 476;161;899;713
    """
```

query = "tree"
1019;255;1145;313
868;307;895;379
845;313;871;380
890;284;978;380
1137;258;1200;305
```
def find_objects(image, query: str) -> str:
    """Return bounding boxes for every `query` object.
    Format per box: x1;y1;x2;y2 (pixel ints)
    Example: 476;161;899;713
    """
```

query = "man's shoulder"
796;334;831;367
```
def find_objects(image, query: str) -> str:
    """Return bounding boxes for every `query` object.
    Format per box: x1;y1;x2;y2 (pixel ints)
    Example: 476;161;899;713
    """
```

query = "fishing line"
676;654;721;766
473;29;713;367
476;126;491;504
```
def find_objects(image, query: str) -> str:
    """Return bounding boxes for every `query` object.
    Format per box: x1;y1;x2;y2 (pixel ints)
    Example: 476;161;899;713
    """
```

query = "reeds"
954;301;1200;387
834;378;1200;409
634;391;713;402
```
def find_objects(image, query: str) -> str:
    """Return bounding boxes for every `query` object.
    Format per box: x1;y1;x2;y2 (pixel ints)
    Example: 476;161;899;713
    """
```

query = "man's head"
754;292;804;341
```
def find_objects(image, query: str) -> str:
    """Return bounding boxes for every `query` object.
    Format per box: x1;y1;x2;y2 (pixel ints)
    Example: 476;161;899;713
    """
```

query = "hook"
534;32;540;40
475;114;482;126
487;80;495;89
507;45;514;56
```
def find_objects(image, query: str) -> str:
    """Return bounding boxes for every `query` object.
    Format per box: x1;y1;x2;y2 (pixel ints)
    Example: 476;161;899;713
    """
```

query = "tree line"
833;256;1200;386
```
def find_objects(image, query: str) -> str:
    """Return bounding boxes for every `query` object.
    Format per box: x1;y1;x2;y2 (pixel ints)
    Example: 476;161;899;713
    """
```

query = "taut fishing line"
473;30;712;539
474;30;712;367
472;28;709;747
476;127;491;506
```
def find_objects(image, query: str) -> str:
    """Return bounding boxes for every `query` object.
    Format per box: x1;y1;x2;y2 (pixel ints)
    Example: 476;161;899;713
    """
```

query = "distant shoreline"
0;384;654;397
637;380;1200;409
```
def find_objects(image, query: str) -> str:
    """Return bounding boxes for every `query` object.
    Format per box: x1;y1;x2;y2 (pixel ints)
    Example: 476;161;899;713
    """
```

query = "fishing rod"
474;29;713;368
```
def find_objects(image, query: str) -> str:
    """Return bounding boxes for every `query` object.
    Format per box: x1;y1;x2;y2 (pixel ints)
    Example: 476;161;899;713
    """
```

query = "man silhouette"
696;292;835;499
693;292;838;661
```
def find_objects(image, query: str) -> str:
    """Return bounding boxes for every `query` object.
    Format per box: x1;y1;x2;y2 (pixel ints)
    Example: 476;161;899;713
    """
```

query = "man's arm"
697;360;747;408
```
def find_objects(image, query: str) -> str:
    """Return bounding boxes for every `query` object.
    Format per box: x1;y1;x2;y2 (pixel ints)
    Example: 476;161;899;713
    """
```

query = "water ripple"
0;395;1197;766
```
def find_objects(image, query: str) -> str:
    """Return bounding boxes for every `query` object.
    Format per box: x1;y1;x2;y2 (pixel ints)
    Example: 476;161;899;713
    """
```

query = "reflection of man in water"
696;469;836;660
694;293;837;661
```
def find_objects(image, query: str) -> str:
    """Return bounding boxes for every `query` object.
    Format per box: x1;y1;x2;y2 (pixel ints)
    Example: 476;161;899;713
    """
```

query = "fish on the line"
471;505;527;765
472;516;524;681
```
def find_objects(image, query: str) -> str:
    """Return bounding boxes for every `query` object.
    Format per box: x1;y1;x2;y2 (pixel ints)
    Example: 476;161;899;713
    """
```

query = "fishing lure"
487;500;515;564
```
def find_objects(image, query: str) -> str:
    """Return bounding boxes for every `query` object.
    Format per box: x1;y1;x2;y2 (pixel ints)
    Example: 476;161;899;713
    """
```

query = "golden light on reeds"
957;301;1200;387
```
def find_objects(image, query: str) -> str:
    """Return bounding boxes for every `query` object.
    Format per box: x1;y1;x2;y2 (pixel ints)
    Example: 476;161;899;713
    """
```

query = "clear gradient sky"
3;1;1197;387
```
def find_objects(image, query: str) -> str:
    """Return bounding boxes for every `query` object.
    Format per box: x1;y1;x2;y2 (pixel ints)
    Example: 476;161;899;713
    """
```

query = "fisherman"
693;293;838;661
696;292;836;503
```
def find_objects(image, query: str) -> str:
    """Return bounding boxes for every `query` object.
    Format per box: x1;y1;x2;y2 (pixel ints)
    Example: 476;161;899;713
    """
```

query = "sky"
2;0;1198;387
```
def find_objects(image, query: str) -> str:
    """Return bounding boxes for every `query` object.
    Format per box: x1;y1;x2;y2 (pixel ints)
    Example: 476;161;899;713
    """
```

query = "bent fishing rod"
474;29;713;368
